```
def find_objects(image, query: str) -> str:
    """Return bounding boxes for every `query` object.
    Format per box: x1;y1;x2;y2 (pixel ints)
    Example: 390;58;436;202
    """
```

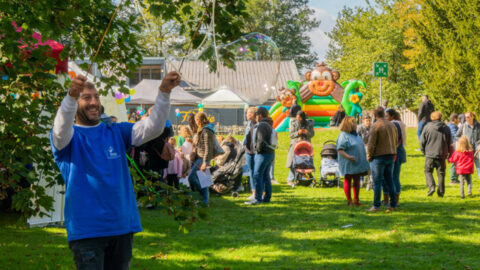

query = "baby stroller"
210;146;246;197
319;140;341;187
292;141;316;188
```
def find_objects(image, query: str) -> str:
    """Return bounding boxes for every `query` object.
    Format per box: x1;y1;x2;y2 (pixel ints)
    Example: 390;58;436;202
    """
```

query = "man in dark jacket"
417;95;435;140
420;111;453;197
245;107;275;205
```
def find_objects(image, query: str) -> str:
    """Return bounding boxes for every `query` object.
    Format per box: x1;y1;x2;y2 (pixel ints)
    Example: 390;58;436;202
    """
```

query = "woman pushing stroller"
287;110;315;187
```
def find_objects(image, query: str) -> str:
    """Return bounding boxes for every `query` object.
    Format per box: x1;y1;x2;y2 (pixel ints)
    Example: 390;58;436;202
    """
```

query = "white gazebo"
202;85;247;108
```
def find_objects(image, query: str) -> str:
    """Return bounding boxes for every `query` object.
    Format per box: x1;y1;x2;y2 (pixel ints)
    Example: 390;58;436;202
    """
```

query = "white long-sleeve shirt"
52;91;170;150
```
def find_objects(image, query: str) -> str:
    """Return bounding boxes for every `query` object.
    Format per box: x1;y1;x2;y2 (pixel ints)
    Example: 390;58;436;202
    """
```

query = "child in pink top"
164;138;183;189
448;136;474;198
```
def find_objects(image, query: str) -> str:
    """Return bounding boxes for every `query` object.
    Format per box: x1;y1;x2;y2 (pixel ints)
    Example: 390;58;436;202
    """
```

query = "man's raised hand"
69;75;87;99
159;71;181;94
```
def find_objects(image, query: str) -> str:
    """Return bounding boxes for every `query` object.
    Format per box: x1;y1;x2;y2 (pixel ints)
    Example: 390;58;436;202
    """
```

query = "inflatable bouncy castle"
269;62;345;131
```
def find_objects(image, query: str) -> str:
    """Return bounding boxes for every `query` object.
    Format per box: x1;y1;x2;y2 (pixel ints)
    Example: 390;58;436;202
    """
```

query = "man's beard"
76;105;100;126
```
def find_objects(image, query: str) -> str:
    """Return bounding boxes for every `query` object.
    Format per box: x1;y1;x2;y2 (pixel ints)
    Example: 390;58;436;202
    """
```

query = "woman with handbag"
188;112;217;206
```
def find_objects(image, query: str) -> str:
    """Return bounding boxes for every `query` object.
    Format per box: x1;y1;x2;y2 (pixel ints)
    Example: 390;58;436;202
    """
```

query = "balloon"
114;92;123;99
198;108;203;112
124;96;131;103
116;98;124;104
68;71;76;79
176;112;181;117
198;103;203;109
129;89;135;95
2;75;8;80
215;33;280;105
175;108;181;114
136;110;141;114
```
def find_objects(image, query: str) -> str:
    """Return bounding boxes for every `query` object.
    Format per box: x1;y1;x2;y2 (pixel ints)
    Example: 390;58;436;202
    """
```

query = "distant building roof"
165;60;300;102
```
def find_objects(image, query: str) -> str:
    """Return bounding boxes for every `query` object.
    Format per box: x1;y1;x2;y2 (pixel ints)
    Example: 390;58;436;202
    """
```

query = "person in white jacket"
50;72;180;270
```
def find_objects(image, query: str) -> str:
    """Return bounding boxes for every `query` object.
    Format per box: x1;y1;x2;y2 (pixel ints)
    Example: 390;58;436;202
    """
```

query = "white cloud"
308;7;337;62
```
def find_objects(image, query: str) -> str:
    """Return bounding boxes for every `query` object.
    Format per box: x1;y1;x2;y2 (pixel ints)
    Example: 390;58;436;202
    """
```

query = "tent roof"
166;60;300;103
131;79;201;105
202;88;246;108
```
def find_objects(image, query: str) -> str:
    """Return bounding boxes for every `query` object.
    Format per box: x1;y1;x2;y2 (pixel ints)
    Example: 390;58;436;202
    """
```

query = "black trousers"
166;174;179;189
69;233;133;270
424;157;446;196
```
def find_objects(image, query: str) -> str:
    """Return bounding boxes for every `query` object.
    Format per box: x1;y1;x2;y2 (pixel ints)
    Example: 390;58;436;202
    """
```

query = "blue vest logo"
105;146;120;159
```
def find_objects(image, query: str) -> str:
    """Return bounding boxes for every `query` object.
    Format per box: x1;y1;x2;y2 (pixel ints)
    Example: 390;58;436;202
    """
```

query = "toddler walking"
448;136;474;199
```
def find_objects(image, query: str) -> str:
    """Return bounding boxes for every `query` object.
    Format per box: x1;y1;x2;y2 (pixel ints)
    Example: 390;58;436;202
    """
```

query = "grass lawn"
2;128;480;269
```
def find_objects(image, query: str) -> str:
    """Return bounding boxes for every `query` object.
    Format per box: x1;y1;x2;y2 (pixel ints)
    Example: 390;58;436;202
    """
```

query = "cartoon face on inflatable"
299;61;344;103
276;87;297;108
308;62;340;97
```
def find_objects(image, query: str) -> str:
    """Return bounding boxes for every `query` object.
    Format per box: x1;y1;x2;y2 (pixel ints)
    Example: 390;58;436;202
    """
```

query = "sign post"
373;62;388;106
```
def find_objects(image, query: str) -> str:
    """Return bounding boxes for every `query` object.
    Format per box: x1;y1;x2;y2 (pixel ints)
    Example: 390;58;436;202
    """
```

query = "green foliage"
139;0;250;71
326;1;422;111
128;165;208;233
0;0;238;226
244;0;319;70
398;0;480;115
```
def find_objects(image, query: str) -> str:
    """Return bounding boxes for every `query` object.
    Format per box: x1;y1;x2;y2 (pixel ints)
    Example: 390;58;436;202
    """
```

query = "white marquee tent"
202;86;246;108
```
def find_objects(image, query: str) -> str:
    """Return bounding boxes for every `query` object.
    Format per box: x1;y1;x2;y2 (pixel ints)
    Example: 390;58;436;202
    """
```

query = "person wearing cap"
50;72;180;269
245;107;275;205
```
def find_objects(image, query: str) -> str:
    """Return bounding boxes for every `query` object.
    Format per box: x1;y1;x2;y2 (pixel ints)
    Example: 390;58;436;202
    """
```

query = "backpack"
267;128;278;150
158;140;175;161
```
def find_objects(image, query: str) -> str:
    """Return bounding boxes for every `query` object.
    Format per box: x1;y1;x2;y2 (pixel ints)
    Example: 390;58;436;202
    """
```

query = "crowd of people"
49;71;480;268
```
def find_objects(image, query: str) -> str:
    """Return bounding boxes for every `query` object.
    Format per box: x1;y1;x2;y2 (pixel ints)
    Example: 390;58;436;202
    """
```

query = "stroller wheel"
232;192;239;198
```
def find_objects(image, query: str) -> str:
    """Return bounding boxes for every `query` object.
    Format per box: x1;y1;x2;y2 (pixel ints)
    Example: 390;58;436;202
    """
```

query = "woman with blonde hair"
449;136;475;198
336;116;370;205
188;112;216;206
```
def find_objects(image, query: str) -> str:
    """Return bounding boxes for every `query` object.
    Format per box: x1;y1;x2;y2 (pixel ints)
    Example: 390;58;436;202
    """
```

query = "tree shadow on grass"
132;185;480;269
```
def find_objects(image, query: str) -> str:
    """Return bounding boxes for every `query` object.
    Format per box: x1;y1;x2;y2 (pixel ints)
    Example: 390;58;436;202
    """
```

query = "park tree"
326;0;422;111
0;0;248;229
243;0;319;70
396;0;480;115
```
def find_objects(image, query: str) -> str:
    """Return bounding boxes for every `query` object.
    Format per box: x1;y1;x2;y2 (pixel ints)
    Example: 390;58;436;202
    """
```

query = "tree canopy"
0;0;248;228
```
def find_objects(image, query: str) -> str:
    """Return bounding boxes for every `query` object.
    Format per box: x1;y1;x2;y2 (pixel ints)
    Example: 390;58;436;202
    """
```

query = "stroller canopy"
294;141;314;156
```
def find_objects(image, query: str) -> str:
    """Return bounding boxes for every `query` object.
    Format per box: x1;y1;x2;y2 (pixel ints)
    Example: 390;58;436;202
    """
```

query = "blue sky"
307;0;369;61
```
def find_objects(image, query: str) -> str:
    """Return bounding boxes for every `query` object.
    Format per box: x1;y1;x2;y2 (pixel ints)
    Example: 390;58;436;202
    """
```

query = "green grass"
2;128;480;269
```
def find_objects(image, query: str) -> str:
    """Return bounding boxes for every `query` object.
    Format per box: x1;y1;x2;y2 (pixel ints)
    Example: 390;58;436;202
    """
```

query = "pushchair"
210;146;246;197
319;140;341;187
292;140;316;188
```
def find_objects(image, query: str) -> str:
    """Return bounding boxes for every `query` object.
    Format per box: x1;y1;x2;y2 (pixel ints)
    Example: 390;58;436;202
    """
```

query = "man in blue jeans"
243;107;257;201
366;107;398;212
245;107;275;205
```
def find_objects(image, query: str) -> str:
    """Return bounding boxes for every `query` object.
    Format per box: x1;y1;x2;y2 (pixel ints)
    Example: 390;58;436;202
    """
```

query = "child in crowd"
164;138;183;189
357;115;372;190
178;125;193;147
449;136;474;199
179;147;192;188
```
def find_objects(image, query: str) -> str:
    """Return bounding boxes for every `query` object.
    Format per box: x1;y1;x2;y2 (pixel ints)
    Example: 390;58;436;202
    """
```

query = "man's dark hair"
256;107;269;118
450;113;458;122
423;94;429;99
374;106;385;118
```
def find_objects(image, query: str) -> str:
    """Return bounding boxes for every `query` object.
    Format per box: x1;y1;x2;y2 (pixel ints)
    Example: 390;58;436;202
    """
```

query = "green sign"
373;62;388;77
